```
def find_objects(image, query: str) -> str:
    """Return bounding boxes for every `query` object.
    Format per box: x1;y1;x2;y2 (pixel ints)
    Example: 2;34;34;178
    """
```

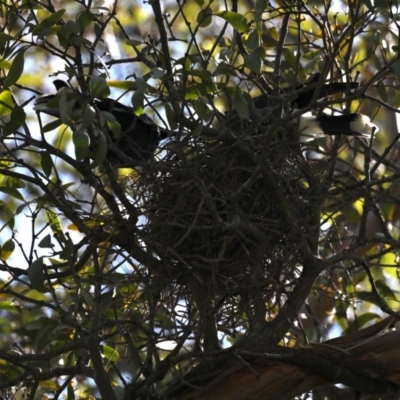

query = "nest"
136;120;319;297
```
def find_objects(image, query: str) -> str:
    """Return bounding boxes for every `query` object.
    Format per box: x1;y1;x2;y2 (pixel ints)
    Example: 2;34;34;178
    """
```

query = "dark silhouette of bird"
34;80;172;166
249;74;378;141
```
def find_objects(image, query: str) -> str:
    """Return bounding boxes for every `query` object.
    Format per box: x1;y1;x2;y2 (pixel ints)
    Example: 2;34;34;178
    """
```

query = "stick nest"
136;121;317;296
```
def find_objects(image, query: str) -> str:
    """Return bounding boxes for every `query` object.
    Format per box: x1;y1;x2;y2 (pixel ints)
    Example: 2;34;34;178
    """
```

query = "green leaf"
77;9;94;29
4;48;26;89
58;90;72;125
1;238;15;261
197;7;213;27
244;52;262;74
0;201;15;230
0;33;13;42
82;104;96;129
244;30;261;51
233;87;249;119
42;119;63;133
90;76;110;98
40;152;53;177
38;234;53;249
73;129;90;161
108;80;137;90
126;38;144;46
59;234;74;260
46;208;66;242
193;98;213;122
107;119;121;140
213;63;237;77
28;258;48;293
0;187;24;201
0;58;11;69
89;131;108;169
1;175;25;189
131;90;144;114
3;106;26;136
101;345;120;362
255;0;268;34
215;11;249;33
32;9;66;36
0;90;14;115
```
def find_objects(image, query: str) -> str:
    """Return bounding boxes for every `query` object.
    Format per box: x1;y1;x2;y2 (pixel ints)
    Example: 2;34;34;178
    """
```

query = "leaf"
1;238;15;260
32;9;66;36
101;345;120;362
108;80;137;90
100;110;121;140
82;104;96;129
0;201;15;230
0;90;14;115
0;33;13;42
58;90;72;125
89;130;108;169
3;106;26;136
255;0;268;34
40;152;53;177
59;234;74;260
28;258;48;293
90;76;110;98
42;119;63;133
38;234;53;249
73;129;90;161
215;11;249;33
193;98;213;122
232;87;249;119
46;208;66;242
243;52;262;74
4;48;26;89
0;187;24;201
77;9;94;29
197;7;213;27
131;90;144;114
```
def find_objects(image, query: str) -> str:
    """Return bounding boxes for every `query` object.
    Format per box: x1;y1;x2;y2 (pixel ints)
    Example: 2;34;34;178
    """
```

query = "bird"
34;80;173;166
248;74;378;141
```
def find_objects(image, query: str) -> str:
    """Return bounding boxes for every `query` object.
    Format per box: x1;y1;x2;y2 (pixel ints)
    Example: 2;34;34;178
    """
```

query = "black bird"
34;80;172;166
250;74;378;141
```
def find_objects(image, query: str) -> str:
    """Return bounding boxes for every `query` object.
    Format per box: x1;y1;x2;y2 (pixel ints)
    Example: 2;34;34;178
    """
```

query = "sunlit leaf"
46;208;66;242
0;90;14;115
1;238;15;260
215;11;249;33
101;345;120;362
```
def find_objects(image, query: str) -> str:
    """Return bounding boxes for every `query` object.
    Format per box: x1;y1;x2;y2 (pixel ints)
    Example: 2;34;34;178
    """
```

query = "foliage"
0;0;399;399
